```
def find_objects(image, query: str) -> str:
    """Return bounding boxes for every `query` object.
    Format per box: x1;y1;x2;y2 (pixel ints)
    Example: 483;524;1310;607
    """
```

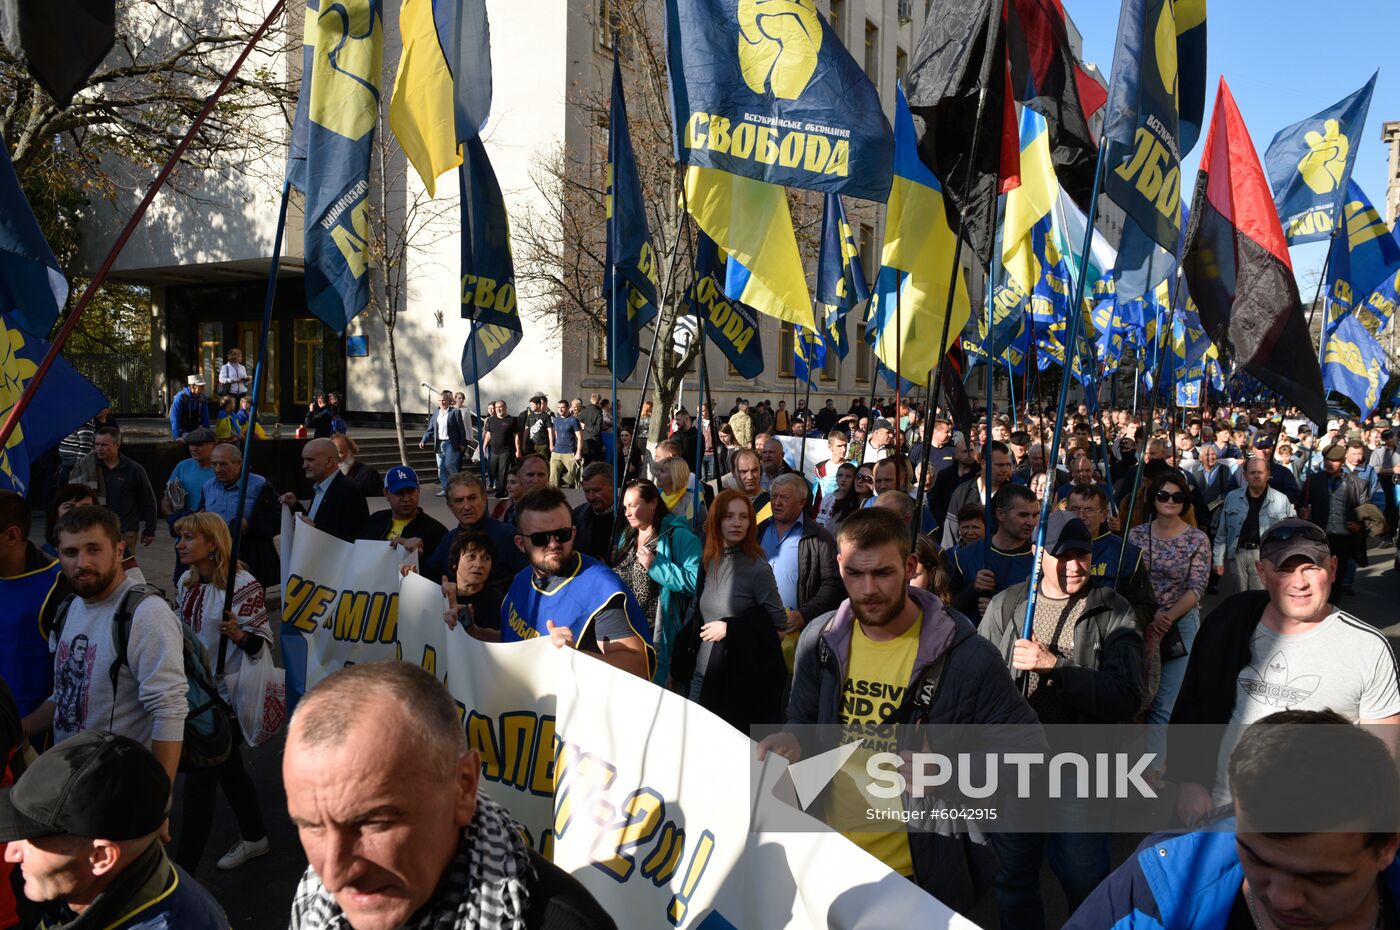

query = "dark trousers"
1326;532;1357;604
990;830;1111;930
1383;475;1398;537
489;452;515;493
175;734;266;872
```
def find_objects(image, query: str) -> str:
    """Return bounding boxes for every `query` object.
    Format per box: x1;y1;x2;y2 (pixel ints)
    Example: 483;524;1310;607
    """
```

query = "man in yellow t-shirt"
759;507;1037;916
355;466;448;561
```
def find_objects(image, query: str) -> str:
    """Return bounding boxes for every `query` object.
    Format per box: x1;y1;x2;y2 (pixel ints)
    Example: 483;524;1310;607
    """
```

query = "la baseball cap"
0;731;170;842
385;465;419;493
1259;519;1330;568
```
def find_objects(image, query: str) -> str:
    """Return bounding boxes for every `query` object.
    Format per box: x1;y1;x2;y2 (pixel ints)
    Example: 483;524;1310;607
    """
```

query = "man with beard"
758;507;1036;917
500;488;653;679
20;507;186;795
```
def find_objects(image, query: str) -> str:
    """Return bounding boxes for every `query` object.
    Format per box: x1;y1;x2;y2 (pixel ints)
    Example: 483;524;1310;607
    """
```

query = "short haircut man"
285;663;612;930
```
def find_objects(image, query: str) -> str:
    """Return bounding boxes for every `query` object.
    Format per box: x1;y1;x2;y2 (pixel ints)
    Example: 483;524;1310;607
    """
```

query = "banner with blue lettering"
1265;72;1376;245
1323;313;1389;419
664;0;892;203
459;137;521;383
287;0;383;333
691;233;765;379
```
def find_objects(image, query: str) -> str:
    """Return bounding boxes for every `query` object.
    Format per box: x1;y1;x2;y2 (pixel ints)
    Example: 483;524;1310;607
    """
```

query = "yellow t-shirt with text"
386;517;412;541
830;615;921;876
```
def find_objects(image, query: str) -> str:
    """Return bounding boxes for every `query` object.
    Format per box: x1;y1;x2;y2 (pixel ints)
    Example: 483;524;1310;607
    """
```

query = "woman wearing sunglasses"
854;463;876;504
614;479;701;685
1127;470;1211;781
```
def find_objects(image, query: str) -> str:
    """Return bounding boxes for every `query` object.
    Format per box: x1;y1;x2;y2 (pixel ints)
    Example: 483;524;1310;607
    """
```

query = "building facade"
79;0;993;427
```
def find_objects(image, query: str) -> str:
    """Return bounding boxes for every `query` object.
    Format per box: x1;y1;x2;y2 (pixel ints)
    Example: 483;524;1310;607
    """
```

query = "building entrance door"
237;320;280;416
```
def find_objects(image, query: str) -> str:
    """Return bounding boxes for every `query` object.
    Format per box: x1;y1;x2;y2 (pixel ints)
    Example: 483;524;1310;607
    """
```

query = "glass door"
292;317;324;407
238;320;280;416
198;322;222;393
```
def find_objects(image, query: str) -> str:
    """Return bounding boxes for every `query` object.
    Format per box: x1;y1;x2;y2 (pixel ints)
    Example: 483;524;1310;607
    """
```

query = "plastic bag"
225;644;287;747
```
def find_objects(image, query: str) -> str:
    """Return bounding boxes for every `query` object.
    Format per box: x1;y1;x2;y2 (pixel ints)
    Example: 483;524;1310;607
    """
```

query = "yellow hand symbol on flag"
1298;118;1350;195
737;0;822;101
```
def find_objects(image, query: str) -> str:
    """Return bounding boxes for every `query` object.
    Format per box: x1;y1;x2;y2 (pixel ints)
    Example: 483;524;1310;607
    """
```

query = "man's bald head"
302;437;340;482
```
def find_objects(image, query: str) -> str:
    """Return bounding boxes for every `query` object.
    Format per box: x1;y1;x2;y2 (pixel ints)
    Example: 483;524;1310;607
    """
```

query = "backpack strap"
107;584;165;694
883;642;957;726
52;593;78;645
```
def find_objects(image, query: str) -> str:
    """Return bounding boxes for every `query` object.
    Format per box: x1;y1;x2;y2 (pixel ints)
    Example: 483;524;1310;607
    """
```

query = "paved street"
36;508;1400;928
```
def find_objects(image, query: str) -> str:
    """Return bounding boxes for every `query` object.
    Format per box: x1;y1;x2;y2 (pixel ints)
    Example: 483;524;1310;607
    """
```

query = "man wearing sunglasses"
499;487;654;679
1170;518;1400;826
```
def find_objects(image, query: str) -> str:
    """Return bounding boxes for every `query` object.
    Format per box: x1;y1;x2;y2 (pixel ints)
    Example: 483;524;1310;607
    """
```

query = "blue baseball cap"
385;466;419;493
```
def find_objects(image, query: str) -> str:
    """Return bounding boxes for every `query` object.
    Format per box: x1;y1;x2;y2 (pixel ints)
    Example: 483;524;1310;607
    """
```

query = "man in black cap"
1171;518;1400;825
1299;444;1369;603
864;418;896;462
977;511;1143;928
0;730;227;928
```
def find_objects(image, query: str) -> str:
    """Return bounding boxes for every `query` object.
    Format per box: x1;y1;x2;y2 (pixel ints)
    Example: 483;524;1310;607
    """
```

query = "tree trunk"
386;322;407;462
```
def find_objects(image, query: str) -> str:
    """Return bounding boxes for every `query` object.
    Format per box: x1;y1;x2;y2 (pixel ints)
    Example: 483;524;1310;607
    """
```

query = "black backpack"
54;584;233;771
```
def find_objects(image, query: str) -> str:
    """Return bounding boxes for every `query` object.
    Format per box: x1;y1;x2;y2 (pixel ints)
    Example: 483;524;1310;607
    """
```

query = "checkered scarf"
289;793;533;930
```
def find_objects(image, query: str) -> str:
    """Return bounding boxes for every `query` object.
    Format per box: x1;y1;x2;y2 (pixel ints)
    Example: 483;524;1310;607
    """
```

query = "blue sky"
1070;0;1397;283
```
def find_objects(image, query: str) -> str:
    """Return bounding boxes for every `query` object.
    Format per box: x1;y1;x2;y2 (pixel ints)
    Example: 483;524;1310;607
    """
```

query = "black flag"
1;0;115;108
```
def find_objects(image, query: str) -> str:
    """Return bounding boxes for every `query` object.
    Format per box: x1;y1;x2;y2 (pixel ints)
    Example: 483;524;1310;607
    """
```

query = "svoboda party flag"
1265;72;1376;245
287;0;384;333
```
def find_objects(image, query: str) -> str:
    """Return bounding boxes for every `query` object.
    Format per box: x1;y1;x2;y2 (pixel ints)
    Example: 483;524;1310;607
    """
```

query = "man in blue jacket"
1068;708;1400;930
168;374;210;441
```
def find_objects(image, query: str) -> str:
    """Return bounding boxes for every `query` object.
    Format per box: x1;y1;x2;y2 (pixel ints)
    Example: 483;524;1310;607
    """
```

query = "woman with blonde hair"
172;512;272;874
654;454;707;528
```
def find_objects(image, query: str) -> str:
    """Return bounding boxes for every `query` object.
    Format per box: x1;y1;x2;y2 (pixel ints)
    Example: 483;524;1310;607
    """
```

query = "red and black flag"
1182;79;1327;427
940;344;974;437
904;0;1106;262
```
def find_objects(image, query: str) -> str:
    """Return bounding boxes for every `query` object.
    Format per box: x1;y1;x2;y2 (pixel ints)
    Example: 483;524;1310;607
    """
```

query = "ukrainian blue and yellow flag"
459;137;520;384
287;0;383;333
390;0;492;195
605;51;660;380
793;325;825;386
1003;108;1056;295
1266;72;1376;245
866;85;969;387
1323;313;1388;419
815;193;869;359
1325;180;1400;334
0;311;108;495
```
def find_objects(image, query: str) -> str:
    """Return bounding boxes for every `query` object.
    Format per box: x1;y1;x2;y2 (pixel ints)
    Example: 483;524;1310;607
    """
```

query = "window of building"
293;317;324;406
856;322;871;383
778;321;795;378
592;328;608;369
859;222;877;283
198;321;221;393
597;0;619;49
896;47;907;86
828;0;844;43
237;320;278;414
864;21;879;86
822;344;839;382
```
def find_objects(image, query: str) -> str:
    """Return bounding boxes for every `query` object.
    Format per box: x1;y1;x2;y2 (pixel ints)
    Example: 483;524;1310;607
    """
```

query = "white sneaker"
216;837;269;870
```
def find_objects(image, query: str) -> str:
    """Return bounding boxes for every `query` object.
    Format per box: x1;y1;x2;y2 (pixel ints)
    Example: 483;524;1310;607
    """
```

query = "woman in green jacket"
614;480;701;684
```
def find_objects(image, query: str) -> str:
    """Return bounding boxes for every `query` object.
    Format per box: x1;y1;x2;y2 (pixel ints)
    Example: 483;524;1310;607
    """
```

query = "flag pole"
982;256;995;550
609;34;622;518
630;164;690;444
0;0;288;458
1309;246;1334;368
1018;137;1109;675
217;178;291;675
799;361;813;473
910;0;1002;541
469;323;489;487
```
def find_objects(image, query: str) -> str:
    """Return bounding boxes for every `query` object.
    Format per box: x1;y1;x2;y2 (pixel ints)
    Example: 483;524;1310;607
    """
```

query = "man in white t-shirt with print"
1172;518;1400;820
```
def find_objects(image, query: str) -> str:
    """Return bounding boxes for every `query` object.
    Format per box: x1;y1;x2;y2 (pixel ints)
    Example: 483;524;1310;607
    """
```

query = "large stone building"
78;0;995;427
1384;120;1400;228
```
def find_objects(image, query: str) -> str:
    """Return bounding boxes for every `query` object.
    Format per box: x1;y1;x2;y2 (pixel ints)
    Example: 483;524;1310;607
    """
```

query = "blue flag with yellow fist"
287;0;384;334
1323;314;1388;419
664;0;893;203
1265;72;1376;245
1325;181;1400;334
459;137;521;385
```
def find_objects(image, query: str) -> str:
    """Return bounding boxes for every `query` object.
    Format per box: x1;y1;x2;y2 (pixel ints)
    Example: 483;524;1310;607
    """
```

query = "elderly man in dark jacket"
978;511;1143;930
758;507;1039;919
756;473;844;646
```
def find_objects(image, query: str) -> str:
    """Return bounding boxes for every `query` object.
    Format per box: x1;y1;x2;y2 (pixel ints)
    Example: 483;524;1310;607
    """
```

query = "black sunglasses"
1262;523;1327;546
1154;491;1188;505
855;474;874;483
519;527;575;547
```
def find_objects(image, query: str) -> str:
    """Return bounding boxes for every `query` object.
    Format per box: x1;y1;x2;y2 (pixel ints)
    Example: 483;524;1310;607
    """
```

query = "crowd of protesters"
2;372;1400;930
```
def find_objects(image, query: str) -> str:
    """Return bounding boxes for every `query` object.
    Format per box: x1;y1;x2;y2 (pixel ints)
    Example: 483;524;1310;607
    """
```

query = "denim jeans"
436;440;460;488
1147;607;1199;772
990;829;1111;930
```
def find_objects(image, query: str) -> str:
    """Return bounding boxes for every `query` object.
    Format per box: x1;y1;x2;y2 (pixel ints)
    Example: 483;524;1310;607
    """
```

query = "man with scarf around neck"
285;663;614;930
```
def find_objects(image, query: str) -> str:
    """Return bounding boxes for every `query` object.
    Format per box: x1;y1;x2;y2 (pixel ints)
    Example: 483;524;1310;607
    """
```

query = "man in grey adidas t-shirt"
1174;519;1400;820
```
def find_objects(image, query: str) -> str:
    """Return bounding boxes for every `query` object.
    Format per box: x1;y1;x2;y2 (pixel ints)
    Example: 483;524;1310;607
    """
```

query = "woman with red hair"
670;489;787;731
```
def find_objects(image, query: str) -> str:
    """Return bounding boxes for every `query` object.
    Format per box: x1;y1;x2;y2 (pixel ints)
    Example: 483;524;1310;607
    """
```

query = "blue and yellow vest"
500;553;653;655
1;550;62;717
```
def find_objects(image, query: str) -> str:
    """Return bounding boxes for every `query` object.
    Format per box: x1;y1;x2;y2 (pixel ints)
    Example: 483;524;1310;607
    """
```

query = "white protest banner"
396;572;975;929
279;511;415;690
774;435;833;483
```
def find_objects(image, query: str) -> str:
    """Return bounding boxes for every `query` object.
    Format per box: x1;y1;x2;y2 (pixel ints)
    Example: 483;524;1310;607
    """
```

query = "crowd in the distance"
1;375;1398;930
